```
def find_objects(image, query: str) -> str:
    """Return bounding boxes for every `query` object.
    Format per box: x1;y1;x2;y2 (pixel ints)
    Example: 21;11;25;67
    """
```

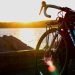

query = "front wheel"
36;28;68;75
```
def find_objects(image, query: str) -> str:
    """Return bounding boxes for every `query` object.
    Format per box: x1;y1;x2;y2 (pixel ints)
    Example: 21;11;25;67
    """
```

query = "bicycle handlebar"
39;1;72;18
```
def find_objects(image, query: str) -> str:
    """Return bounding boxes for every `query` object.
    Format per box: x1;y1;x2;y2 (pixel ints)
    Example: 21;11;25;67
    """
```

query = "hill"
0;35;33;52
0;20;58;28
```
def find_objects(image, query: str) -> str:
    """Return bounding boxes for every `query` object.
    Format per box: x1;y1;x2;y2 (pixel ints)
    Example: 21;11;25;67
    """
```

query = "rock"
0;35;33;52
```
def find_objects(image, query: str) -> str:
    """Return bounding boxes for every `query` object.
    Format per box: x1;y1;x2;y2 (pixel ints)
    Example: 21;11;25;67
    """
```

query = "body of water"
0;28;47;49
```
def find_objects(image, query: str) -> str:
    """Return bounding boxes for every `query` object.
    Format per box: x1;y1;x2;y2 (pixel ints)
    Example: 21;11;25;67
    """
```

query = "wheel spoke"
36;28;67;75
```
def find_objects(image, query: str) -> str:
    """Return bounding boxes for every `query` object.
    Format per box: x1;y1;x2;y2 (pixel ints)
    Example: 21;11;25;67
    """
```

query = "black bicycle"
36;1;75;75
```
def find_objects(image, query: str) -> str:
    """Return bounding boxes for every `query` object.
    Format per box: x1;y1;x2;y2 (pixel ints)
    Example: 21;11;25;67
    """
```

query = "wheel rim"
36;28;68;75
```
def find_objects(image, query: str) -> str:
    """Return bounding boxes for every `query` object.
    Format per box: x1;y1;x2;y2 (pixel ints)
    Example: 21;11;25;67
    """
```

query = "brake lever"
39;1;46;15
39;5;43;15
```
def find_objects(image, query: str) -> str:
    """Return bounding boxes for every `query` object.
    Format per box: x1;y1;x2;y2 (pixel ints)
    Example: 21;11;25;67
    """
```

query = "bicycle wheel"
36;28;68;75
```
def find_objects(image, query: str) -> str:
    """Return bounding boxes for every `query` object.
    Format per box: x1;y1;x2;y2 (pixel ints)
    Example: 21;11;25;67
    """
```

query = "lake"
0;28;47;49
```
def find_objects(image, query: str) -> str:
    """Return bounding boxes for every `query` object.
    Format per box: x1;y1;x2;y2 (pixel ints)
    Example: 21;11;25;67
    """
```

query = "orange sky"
0;20;58;28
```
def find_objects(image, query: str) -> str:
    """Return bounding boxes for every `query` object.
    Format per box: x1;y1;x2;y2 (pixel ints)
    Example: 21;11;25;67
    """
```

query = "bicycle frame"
40;1;75;47
36;1;75;75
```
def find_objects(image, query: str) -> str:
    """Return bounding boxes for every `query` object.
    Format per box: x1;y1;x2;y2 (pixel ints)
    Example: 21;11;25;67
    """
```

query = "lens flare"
44;57;59;75
48;64;56;72
46;59;56;72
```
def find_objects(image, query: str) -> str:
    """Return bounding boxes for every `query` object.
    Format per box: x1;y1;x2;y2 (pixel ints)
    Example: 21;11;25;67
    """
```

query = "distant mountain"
0;20;58;28
0;35;33;52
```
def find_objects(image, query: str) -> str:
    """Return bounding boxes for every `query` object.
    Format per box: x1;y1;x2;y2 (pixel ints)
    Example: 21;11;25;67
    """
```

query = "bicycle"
36;1;75;75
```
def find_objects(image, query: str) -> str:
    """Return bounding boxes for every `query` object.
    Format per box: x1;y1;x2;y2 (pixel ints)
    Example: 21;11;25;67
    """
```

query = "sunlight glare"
18;29;36;48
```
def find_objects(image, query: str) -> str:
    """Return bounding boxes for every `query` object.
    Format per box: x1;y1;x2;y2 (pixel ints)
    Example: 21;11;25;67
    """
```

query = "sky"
0;0;75;22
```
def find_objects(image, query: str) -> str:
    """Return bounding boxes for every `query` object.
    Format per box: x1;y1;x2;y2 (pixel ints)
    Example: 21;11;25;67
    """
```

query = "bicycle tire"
36;28;68;75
